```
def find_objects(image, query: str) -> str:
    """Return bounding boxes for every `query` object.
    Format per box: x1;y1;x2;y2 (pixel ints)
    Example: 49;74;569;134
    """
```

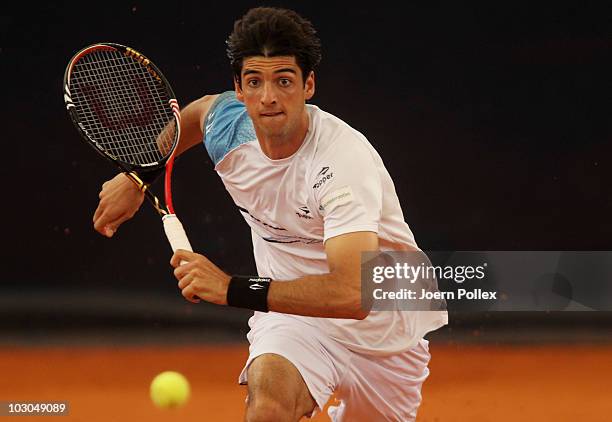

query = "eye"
279;78;292;87
247;79;260;88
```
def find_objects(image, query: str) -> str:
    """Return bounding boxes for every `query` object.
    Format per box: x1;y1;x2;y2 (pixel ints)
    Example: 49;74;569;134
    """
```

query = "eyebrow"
243;68;297;76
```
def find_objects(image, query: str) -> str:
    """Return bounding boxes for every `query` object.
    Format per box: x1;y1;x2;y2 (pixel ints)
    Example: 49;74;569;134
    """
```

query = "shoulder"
204;91;247;133
307;104;378;168
203;91;256;166
304;106;384;201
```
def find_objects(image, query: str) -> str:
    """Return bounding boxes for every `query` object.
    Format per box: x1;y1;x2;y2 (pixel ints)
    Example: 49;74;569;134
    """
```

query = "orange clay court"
1;343;610;421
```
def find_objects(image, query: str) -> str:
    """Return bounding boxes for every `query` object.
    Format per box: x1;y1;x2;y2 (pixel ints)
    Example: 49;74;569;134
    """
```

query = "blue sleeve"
202;91;256;166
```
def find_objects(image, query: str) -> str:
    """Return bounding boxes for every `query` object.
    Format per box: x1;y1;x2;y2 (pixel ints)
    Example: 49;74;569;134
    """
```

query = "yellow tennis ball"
150;371;191;409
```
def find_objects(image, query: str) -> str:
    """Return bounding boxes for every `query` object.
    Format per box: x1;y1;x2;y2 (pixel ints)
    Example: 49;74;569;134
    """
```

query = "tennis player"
93;7;447;421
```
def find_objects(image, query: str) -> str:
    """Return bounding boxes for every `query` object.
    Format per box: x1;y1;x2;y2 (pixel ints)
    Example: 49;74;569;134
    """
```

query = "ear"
234;77;245;103
304;71;315;100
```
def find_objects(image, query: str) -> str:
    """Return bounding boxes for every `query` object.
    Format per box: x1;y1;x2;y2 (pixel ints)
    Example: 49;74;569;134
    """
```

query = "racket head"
63;43;181;173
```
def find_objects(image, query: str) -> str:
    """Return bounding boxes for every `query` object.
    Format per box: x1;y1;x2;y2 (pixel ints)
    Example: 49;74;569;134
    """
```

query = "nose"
260;82;277;106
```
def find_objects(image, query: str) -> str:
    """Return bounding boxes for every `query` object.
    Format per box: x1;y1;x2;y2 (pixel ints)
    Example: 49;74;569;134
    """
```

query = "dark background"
1;2;611;341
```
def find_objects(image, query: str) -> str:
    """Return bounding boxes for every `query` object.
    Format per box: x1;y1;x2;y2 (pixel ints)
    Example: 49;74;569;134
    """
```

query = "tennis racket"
63;42;192;255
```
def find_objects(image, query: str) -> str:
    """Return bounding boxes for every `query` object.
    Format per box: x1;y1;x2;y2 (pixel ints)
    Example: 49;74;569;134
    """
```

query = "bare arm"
171;231;378;319
173;94;219;157
267;231;377;319
93;94;220;237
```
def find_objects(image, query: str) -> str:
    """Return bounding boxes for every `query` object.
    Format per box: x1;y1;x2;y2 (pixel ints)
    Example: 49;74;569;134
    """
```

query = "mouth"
260;111;284;117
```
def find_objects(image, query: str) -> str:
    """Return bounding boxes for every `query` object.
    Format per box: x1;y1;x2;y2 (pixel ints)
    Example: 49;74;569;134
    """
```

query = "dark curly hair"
226;7;322;86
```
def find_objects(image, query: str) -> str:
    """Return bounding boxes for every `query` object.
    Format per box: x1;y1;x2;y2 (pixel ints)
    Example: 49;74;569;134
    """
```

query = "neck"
257;109;310;160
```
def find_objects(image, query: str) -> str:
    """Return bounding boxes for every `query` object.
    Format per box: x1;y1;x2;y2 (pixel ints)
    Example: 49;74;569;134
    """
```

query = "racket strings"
69;49;176;166
80;51;173;162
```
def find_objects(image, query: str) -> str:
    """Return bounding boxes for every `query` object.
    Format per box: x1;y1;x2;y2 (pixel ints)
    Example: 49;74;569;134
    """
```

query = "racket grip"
162;214;193;253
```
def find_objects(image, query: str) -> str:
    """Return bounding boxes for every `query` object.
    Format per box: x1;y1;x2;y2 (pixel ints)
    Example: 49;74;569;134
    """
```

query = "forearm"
267;272;368;319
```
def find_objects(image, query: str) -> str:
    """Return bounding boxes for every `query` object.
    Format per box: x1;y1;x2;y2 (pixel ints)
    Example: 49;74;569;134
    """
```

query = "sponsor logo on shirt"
313;166;334;189
236;205;321;244
238;206;286;231
205;110;216;135
296;206;313;219
319;186;354;214
316;166;330;177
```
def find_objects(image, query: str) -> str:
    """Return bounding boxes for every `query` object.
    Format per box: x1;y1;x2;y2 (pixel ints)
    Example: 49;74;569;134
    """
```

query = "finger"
170;249;197;268
93;214;110;236
94;219;116;237
177;272;191;289
107;213;134;234
93;204;103;223
93;213;125;238
181;285;200;304
173;263;193;281
170;253;181;268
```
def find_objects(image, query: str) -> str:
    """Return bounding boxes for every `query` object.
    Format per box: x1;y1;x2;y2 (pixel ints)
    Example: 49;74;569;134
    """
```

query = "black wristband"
226;276;271;312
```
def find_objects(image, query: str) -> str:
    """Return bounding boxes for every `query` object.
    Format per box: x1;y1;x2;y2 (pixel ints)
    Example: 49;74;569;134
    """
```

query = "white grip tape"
162;214;193;253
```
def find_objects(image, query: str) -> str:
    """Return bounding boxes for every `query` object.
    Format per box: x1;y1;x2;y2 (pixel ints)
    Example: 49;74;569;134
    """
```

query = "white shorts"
239;313;431;421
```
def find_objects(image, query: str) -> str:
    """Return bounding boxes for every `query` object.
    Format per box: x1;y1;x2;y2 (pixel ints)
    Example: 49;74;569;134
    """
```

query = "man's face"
235;56;315;140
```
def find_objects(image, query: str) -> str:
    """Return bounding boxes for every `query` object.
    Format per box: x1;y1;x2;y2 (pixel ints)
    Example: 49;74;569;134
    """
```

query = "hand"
170;249;231;305
93;173;145;237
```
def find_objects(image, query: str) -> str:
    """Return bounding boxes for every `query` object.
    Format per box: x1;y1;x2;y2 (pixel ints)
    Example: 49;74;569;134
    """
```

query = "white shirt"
204;91;447;354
